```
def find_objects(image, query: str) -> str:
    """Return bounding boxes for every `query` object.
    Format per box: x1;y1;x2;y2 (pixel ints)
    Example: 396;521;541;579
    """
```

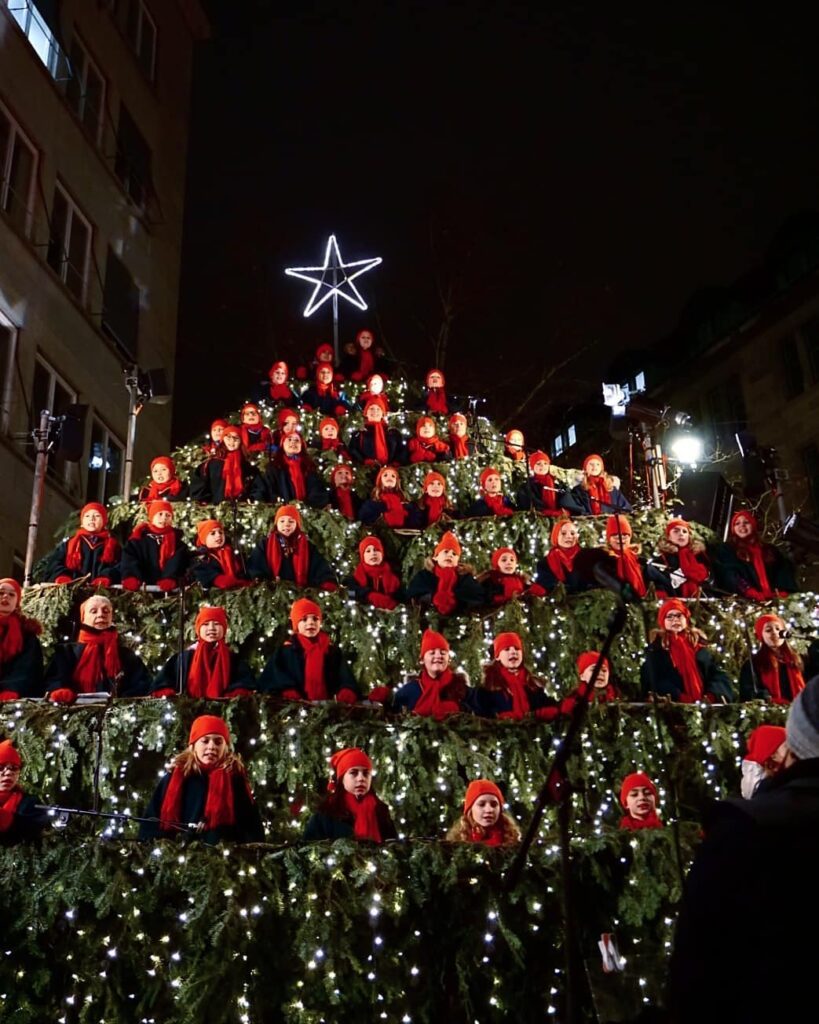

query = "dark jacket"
467;496;517;517
190;547;249;590
406;567;486;613
300;386;349;417
559;484;631;516
465;664;557;717
711;540;798;597
739;656;800;703
258;639;360;699
348;427;407;466
189;457;258;504
392;671;470;712
0;627;44;698
0;792;50;845
139;770;265;844
150;647;256;697
46;535;121;584
533;548;607;595
247;535;336;587
120;529;190;586
43;638;151;698
515;478;566;516
303;798;397;841
250;463;331;507
640;638;734;702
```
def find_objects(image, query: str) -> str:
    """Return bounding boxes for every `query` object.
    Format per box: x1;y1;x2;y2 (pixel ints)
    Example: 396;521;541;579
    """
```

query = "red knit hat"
479;467;501;491
290;597;321;632
423;471;446;491
241;403;260;420
316;343;334;362
665;518;690;538
464;779;503;815
80;502;108;528
420;629;450;657
331;464;354;485
0;739;21;767
433;531;461;557
194;606;228;636
426;368;445;387
268;360;288;378
731;510;758;536
189;715;230;746
364;397;387;417
448;413;466;429
275;505;302;530
416;416;435;436
366;373;384;393
576;651;611;676
745;725;787;765
619;772;657;809
493;631;522;659
358;535;384;561
330;747;372;781
150;456;175;477
210;418;227;434
277;408;300;430
505;429;524;452
528;450;550;471
606;515;631;538
356;329;373;345
550;516;575;547
196;519;223;547
0;579;21;604
657;598;690;629
147;499;173;521
491;547;517;570
222;425;242;441
583;453;605;475
319;417;339;434
754;613;784;642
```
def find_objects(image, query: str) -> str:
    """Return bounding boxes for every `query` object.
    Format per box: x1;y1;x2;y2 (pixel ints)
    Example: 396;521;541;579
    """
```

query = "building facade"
0;0;207;577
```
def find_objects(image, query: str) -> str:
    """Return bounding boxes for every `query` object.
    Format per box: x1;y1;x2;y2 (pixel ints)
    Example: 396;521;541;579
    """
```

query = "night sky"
174;2;819;445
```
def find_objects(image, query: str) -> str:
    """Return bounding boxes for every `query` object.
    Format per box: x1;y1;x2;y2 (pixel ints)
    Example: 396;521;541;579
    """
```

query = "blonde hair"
171;748;245;777
446;811;521;846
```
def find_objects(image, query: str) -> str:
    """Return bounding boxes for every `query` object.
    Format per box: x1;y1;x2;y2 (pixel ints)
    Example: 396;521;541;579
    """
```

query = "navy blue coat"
46;535;121;584
250;463;331;506
640;639;734;702
120;530;190;586
0;626;44;698
258;638;360;699
559;484;631;516
150;647;256;696
0;792;50;845
247;535;336;587
139;770;265;844
348;427;407;466
406;567;486;613
44;637;151;698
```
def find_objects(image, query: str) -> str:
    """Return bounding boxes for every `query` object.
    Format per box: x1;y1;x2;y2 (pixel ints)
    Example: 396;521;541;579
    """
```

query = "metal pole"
122;368;140;500
23;408;52;586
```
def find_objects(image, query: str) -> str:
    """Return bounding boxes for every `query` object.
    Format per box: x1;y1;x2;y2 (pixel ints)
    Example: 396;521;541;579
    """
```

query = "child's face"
366;404;384;424
419;421;435;438
282;416;299;435
362;545;383;566
223;432;241;451
733;515;753;539
585;457;603;477
297;614;321;638
276;515;298;537
272;366;287;384
496;551;518;574
318;366;334;384
318;350;333;364
369;375;383;394
427;371;443;389
663;610;687;633
422;647;450;676
434;548;459;568
211;424;225;442
668;525;689;547
483;473;502;495
580;661;610;687
532;459;550;476
333;467;352;488
761;618;786;649
243;407;260;426
205;527;224;549
506;431;524;452
82;596;113;630
426;479;444;498
283;434;302;455
379;468;398;489
342;765;372;796
626;786;655;821
151;463;171;484
199;620;225;643
556;522;578;548
358;332;373;350
0;761;20;795
450;418;466;437
496;645;522;670
193;734;227;768
608;533;629;553
321;423;338;440
81;508;105;532
470;795;501;829
0;584;18;617
151;510;173;529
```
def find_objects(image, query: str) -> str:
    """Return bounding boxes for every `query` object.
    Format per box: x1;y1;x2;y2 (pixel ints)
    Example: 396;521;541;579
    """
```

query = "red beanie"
290;598;321;632
358;535;384;561
275;504;302;530
528;450;550;471
583;453;605;475
606;514;631;538
505;429;524;450
222;425;242;441
665;518;690;539
150;455;175;477
241;403;260;419
0;579;21;605
619;772;657;809
80;502;108;528
331;464;354;485
189;715;230;746
491;547;516;570
210;418;227;434
493;632;522;659
433;531;461;557
277;408;300;430
319;417;339;434
745;725;787;764
754;614;784;642
364;398;387;417
420;629;450;657
464;779;503;815
426;368;445;387
657;598;690;629
269;360;288;378
366;373;384;393
316;343;334;362
147;499;173;521
416;416;435;436
0;739;21;767
448;413;466;430
423;471;446;491
550;517;575;547
196;519;223;547
330;747;372;781
194;606;228;636
479;467;500;491
576;651;611;677
731;510;758;536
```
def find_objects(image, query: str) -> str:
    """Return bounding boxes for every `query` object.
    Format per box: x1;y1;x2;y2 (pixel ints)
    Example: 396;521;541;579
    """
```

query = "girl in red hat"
480;547;529;605
202;419;227;458
531;518;600;596
739;614;805;703
360;466;413;528
619;773;663;830
603;514;647;599
303;747;397;841
239;403;272;453
355;372;390;412
258;598;360;703
468;467;517;517
561;454;631;516
138;455;186;502
640;599;734;703
151;606;255;698
0;740;49;844
0;579;44;701
503;429;526;463
647;518;710;599
446;780;520;846
412;471;457;528
139;715;264;843
46;502;121;586
345;329;387;383
295;341;338;383
301;365;350;418
712;510;798;601
191;425;258;504
406;531;486;615
252;432;331;507
516;450;564;516
408;417;453;464
190;519;248;590
559;651;621;715
328;463;361;521
448;413;475;460
267;361;298;406
385;629;469;718
422;368;453;416
247;505;337;589
120;501;191;592
270;408;302;452
468;631;558;720
45;595;151;703
311;417;350;459
346;536;404;610
740;725;788;798
348;399;407;466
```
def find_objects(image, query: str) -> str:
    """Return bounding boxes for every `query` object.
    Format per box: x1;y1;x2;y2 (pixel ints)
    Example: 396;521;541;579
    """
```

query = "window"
46;184;92;304
125;0;157;81
86;418;123;503
6;0;62;77
802;443;819;515
566;424;577;448
0;103;37;235
65;35;105;145
102;248;140;359
31;356;78;487
782;334;805;399
0;313;17;434
552;434;564;458
633;371;646;392
114;104;151;207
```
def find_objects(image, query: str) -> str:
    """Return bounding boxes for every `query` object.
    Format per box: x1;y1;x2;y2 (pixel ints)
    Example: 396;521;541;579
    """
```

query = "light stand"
23;408;54;586
122;365;171;500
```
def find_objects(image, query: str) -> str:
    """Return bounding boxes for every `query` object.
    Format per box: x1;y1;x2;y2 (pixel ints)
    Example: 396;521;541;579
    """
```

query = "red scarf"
221;450;245;500
241;425;270;450
334;487;355;520
159;761;243;832
65;531;118;571
432;566;459;615
73;627;122;693
143;478;182;502
666;633;704;702
737;539;773;597
356;348;375;380
268;382;293;402
265;530;310;586
0;787;24;831
297;631;332;700
496;666;531;715
673;545;709;598
0;614;25;665
187;641;231;699
343;790;382;841
369;422;389;464
491;572;526;603
546;544;579;584
380;490;406;527
482;493;515;517
756;649;805;703
131;523;177;570
285;457;306;501
206;545;241;583
427;389;448;414
613;549;647;598
322;437;343;452
413;667;455;716
353;561;400;595
450;432;469;459
619;812;663;831
585;475;609;515
532;473;558;512
423;495;447;524
469;825;503;846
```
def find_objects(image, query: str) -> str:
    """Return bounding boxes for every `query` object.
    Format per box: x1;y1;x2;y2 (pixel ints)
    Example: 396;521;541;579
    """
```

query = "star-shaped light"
285;235;382;317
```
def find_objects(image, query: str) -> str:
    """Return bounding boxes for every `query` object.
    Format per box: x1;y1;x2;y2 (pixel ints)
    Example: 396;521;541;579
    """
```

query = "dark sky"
174;2;819;444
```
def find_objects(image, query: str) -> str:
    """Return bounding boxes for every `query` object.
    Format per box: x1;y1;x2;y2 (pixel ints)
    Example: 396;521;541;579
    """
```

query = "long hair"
270;445;317;475
755;638;803;673
445;811;521;846
315;781;385;821
170;747;246;778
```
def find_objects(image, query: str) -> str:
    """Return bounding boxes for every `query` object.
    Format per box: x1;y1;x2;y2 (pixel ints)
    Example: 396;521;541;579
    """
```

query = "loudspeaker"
56;404;88;462
676;471;734;538
139;367;171;404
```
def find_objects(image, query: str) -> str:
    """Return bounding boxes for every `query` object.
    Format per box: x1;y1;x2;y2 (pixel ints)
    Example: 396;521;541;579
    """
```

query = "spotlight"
669;433;704;465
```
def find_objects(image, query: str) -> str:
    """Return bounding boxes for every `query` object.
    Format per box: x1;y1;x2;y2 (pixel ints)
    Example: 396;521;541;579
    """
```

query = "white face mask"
740;759;765;800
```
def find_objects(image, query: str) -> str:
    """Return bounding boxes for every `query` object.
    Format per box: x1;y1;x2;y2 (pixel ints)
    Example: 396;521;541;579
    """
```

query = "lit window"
86;418;124;503
0;102;38;236
46;184;93;305
65;35;106;145
7;0;61;75
0;312;17;435
125;0;157;81
567;424;577;447
634;371;645;392
553;434;564;457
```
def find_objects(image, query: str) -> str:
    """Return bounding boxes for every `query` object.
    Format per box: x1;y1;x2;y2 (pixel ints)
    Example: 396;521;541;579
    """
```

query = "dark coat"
246;535;336;587
738;656;800;702
250;463;331;507
303;798;397;841
393;671;470;712
640;638;734;702
0;628;44;698
139;770;265;844
348;427;407;466
150;647;256;696
189;548;249;590
44;639;151;698
711;540;798;596
406;567;486;613
120;529;190;586
0;792;50;845
300;386;349;416
559;484;631;516
465;664;557;717
189;456;258;505
515;478;566;515
467;496;517;517
258;639;360;699
359;497;418;528
533;548;607;595
329;489;362;521
645;548;711;596
46;535;121;584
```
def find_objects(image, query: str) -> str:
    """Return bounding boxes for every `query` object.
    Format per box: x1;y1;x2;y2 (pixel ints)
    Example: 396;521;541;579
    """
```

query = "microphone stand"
504;591;628;1024
175;569;195;697
35;804;199;834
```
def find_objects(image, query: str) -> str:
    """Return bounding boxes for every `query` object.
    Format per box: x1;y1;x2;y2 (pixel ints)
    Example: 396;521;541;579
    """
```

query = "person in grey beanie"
667;675;819;1023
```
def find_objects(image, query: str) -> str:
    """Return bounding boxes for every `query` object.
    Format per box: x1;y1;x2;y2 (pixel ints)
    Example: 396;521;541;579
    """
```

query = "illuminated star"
284;234;382;317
